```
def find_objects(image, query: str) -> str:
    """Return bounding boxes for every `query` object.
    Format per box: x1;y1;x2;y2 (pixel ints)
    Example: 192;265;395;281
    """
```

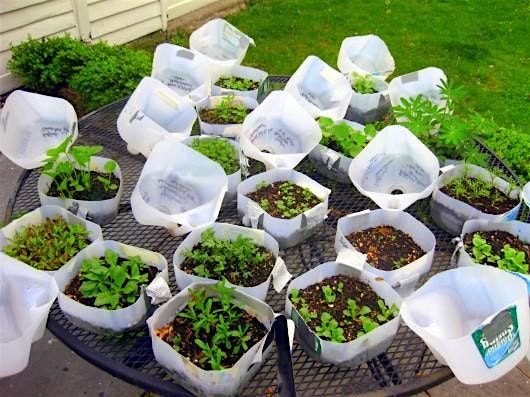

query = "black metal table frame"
6;76;528;396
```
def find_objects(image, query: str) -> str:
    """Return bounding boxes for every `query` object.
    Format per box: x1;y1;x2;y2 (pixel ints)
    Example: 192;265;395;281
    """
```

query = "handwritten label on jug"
222;24;245;49
158;178;199;207
471;305;520;369
250;123;297;151
167;74;194;93
41;125;69;138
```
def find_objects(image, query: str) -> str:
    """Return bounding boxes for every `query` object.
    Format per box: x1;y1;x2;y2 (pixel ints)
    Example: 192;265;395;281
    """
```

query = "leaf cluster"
3;217;89;271
191;138;239;175
217;76;259;91
42;136;118;199
318;117;375;158
210;96;249;124
254;181;321;219
183;228;272;284
350;72;377;94
470;233;529;274
78;249;152;310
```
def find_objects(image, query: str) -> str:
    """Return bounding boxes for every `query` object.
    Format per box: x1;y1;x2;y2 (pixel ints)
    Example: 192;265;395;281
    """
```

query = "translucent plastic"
284;55;352;119
347;76;390;123
0;90;78;169
211;64;268;100
348;126;440;210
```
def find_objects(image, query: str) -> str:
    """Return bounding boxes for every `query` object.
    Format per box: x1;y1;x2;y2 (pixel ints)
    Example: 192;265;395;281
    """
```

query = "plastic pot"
347;76;390;124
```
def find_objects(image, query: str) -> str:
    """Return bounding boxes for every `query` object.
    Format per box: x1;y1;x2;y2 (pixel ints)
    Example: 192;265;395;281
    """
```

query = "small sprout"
321;285;336;304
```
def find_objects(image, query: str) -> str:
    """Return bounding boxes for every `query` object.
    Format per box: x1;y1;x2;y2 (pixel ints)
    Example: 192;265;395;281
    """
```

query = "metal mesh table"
8;76;528;396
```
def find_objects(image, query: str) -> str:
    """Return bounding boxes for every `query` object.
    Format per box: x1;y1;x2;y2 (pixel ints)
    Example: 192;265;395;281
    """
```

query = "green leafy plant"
42;136;118;199
290;288;303;304
469;233;529;274
191;138;239;174
350;72;377;94
77;249;152;309
194;339;226;370
471;233;498;263
321;285;336;303
205;95;249;124
392;257;408;269
315;312;345;343
298;306;318;323
375;299;399;322
3;217;90;271
357;316;380;337
342;299;371;322
217;76;259;91
318;116;375;158
497;245;529;274
337;282;344;293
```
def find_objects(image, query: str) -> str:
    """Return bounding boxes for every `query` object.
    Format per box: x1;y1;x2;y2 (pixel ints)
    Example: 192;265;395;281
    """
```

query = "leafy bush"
69;47;152;111
8;35;90;93
169;31;190;47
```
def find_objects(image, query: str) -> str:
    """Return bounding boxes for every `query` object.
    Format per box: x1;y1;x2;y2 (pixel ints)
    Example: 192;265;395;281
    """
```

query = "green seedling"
315;312;345;343
357;316;380;337
321;285;336;304
498;245;529;274
195;339;226;370
191;137;239;175
217;76;258;91
231;324;251;354
392;257;408;269
210;95;248;124
375;299;399;322
290;288;303;304
298;306;318;323
342;299;371;322
318;116;374;158
350;72;377;94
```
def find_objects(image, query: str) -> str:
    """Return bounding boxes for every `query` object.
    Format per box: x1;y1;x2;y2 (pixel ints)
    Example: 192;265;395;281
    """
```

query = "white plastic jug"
189;19;255;80
337;35;395;80
117;77;197;157
284;55;352;119
388;67;447;112
130;141;228;236
348;125;440;210
0;262;58;377
211;64;268;100
151;44;211;104
401;266;529;384
239;91;321;170
522;182;530;209
0;90;78;169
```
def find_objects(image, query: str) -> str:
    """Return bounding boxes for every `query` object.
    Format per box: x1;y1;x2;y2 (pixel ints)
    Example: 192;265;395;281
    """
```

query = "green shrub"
169;31;189;48
69;47;152;111
8;34;90;93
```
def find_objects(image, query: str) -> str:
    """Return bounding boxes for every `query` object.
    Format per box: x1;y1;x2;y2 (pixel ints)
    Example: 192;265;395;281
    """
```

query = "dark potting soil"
246;180;322;219
441;178;519;215
199;107;252;124
48;171;120;201
216;77;260;90
156;302;267;370
464;230;530;267
180;242;275;287
64;259;157;308
346;225;425;270
293;275;393;342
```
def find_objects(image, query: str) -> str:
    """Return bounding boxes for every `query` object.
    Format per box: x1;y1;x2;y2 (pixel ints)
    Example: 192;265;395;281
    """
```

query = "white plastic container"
454;219;530;294
55;240;169;334
0;205;103;276
0;262;58;377
335;209;436;297
430;164;522;236
117;76;197;157
211;64;268;100
131;141;228;236
147;282;274;397
284;55;353;119
348;75;390;124
151;43;211;104
308;119;365;183
522;182;530;209
400;266;529;384
239;91;322;170
337;35;395;80
189;19;255;80
182;135;241;203
196;95;258;138
173;223;291;301
38;156;123;225
349;125;440;210
388;67;447;114
237;168;331;248
285;261;402;366
0;90;78;169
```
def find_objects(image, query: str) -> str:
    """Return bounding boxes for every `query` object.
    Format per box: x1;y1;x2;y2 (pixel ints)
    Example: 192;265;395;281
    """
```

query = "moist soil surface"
199;107;252;124
346;225;425;270
216;77;260;90
181;243;275;287
246;180;322;219
292;275;394;342
156;302;267;370
464;230;530;267
441;178;519;214
48;171;120;201
64;259;157;307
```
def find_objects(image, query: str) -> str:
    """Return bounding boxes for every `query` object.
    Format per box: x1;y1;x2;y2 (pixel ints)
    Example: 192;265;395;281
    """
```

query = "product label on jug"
471;305;520;368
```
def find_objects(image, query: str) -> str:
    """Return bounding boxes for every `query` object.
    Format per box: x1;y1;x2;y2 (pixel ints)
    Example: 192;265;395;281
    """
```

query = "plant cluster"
3;217;90;271
251;180;321;219
182;228;273;285
203;96;249;124
318;117;375;158
392;79;487;165
350;72;377;94
160;281;266;370
470;233;529;274
190;138;239;175
43;136;118;199
217;76;259;91
77;249;152;309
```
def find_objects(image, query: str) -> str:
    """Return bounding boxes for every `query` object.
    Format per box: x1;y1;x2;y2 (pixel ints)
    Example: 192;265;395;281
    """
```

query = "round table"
8;76;528;396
